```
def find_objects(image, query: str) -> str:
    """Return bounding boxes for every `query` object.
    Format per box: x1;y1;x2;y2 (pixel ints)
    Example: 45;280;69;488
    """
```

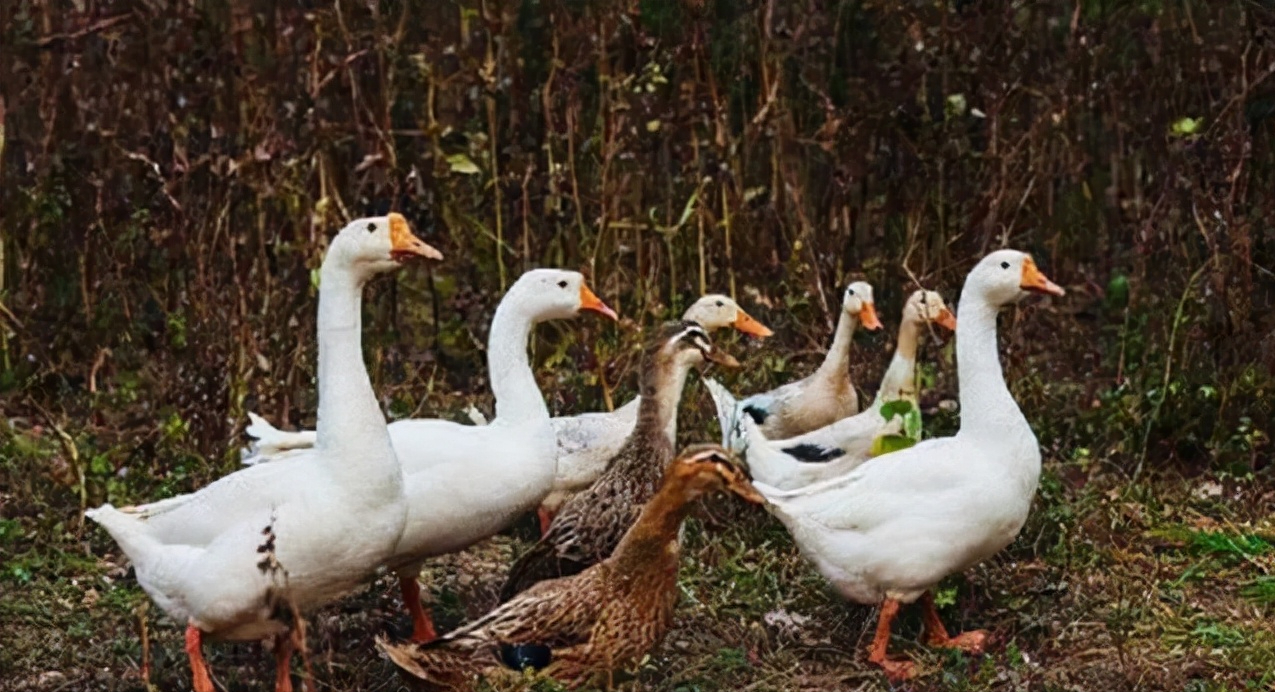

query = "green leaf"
870;434;917;457
1170;116;1202;136
446;153;481;175
879;399;914;422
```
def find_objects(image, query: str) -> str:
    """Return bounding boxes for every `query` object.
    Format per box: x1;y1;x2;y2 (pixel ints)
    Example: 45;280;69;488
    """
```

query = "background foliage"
2;1;1274;691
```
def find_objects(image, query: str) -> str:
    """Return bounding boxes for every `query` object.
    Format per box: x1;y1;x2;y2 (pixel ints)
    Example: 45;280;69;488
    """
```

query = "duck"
717;289;956;490
536;294;771;532
378;444;765;691
85;213;443;692
707;281;882;445
236;268;617;642
498;321;739;601
751;250;1064;681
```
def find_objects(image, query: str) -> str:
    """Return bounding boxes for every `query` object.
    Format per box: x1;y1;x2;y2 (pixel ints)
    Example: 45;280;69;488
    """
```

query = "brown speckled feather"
499;323;702;601
379;446;760;691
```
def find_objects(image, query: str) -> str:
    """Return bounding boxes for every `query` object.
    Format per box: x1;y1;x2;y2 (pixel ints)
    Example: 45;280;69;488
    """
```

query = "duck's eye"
366;222;377;232
716;300;724;307
557;280;568;288
1000;261;1010;269
847;289;855;296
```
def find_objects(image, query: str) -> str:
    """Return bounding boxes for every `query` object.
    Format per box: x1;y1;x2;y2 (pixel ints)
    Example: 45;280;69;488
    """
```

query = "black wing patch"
782;443;845;462
743;405;768;424
499;643;553;671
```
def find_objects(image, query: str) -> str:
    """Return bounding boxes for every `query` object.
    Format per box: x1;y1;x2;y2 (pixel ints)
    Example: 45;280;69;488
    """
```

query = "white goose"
236;268;617;642
717;289;956;490
86;214;441;692
753;250;1063;681
535;294;771;531
707;282;882;445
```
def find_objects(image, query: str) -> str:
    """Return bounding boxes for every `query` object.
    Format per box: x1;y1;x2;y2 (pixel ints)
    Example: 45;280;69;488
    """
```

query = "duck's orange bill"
1020;257;1065;296
935;308;957;332
858;302;883;330
732;309;774;338
579;283;618;321
389;213;444;261
703;348;741;369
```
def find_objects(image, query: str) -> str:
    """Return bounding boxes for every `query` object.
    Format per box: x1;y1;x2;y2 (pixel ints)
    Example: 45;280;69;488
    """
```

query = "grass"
3;401;1274;692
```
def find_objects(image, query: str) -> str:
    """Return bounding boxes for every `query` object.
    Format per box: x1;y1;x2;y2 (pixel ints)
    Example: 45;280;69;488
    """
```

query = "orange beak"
934;308;957;332
731;309;774;338
1021;257;1065;297
579;283;618;321
388;213;444;261
858;302;883;330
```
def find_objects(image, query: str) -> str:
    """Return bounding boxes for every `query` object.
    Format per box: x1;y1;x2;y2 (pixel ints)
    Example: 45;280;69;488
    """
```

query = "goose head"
904;290;958;332
683;294;774;338
667;444;766;505
841;281;883;330
507;269;618;322
326;213;443;280
968;250;1066;307
653;321;741;373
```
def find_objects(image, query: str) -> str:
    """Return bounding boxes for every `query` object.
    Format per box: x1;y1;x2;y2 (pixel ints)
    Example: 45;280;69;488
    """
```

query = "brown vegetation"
1;1;1273;691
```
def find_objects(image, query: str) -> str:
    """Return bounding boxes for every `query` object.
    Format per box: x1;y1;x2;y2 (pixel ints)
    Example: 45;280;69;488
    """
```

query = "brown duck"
499;321;739;601
378;445;764;690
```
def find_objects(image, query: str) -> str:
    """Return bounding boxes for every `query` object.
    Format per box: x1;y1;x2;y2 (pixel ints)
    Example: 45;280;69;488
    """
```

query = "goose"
716;289;956;490
378;445;764;691
499;322;739;600
85;214;442;692
707;282;882;444
534;294;770;532
235;268;617;641
752;250;1064;681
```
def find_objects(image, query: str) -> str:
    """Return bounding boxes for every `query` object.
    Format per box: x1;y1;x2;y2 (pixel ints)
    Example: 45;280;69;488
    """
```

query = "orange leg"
398;573;438;642
273;630;295;692
536;507;554;536
184;624;215;692
866;598;916;682
920;592;988;654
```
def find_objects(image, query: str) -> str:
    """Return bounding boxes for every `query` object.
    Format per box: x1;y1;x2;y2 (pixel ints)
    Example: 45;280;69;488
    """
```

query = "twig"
1135;260;1207;479
34;13;132;46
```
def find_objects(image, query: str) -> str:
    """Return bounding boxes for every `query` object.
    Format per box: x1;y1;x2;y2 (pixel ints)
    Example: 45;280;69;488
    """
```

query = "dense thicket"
2;0;1272;490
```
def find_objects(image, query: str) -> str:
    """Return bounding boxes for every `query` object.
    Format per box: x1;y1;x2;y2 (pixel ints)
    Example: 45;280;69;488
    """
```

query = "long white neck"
953;293;1028;439
656;357;698;445
872;318;921;406
313;261;396;471
488;292;550;423
814;308;858;381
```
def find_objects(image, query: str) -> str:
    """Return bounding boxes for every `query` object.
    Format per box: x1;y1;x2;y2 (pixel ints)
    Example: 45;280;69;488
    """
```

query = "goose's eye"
557;280;568;288
366;222;377;233
1000;261;1010;269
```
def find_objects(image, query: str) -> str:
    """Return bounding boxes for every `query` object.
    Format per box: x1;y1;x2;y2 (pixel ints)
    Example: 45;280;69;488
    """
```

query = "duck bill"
728;477;767;505
731;309;774;338
935;308;957;332
858;302;883;330
388;213;444;261
702;348;740;368
579;283;619;320
1020;257;1066;296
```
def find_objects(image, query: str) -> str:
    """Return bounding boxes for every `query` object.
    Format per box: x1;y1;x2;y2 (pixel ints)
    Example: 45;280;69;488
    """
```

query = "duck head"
326;212;443;280
683;294;773;338
904;289;957;332
969;250;1066;307
507;268;618;322
668;444;766;505
842;281;883;330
